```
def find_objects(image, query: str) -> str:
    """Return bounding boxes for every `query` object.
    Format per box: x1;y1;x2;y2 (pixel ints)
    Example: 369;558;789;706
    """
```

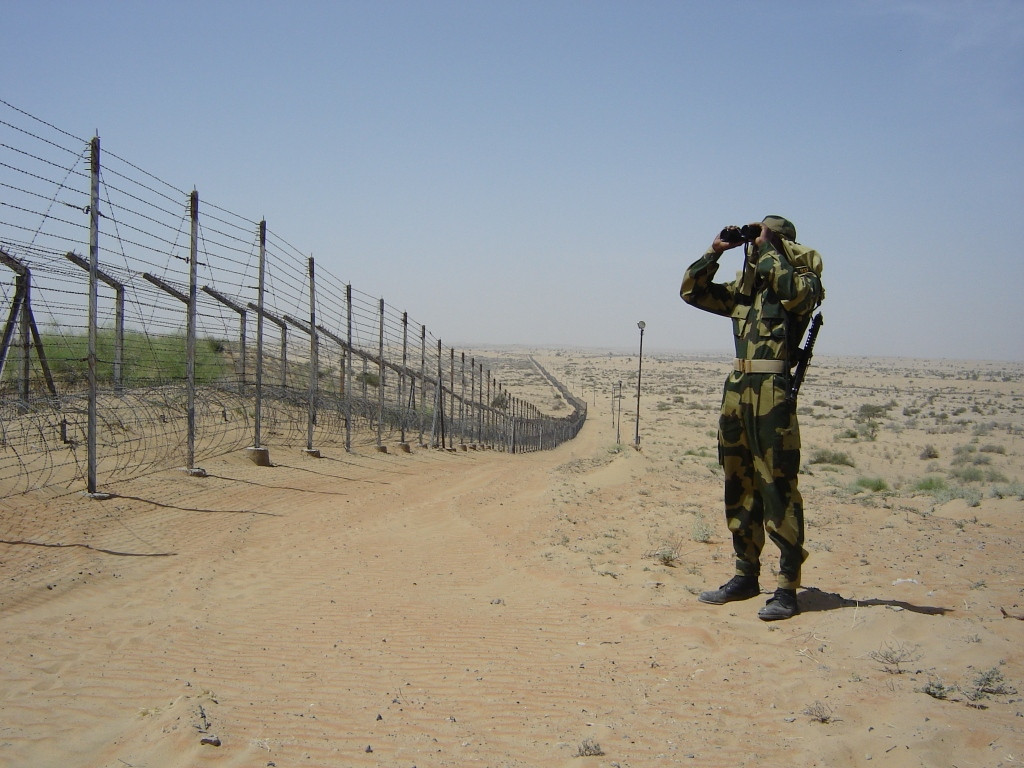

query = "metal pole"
634;321;645;448
616;380;622;445
460;351;466;446
307;256;318;453
377;297;385;449
477;361;484;444
400;311;408;445
470;356;476;445
418;324;426;446
486;371;492;448
186;190;198;471
87;135;100;494
345;284;353;452
448;347;455;450
18;272;29;407
254;220;266;450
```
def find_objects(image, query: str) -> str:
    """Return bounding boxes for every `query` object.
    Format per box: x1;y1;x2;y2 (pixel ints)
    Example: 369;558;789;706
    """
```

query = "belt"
734;358;786;374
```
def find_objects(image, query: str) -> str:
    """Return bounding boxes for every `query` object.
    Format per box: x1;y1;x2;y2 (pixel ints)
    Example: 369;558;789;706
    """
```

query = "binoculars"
719;224;762;244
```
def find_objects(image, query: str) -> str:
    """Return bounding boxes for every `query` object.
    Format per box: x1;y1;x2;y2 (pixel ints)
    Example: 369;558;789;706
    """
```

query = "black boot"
757;588;799;620
698;575;760;605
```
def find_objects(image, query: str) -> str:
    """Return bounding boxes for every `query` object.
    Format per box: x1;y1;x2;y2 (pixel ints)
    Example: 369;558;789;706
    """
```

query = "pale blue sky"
3;0;1023;360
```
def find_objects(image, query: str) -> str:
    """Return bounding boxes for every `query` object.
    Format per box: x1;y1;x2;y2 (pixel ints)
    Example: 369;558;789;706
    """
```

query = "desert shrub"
651;538;685;566
809;449;855;467
951;466;985;483
919;678;958;700
869;642;921;674
915;476;948;493
854;476;888;493
965;667;1017;701
979;444;1006;454
355;371;380;388
990;482;1024;500
858;403;891;420
691;512;713;543
857;420;880;441
919;444;939;459
951;444;976;464
925;483;984;507
803;700;839;723
575;739;604;757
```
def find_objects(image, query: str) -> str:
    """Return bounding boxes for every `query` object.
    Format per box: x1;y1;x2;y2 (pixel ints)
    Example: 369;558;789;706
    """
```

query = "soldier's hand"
712;228;744;254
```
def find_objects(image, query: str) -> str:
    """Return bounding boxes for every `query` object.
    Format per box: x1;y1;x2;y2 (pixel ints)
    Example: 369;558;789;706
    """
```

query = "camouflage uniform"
681;230;823;590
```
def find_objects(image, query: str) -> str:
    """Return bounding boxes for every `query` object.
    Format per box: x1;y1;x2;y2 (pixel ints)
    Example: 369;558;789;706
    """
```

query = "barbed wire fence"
0;99;586;501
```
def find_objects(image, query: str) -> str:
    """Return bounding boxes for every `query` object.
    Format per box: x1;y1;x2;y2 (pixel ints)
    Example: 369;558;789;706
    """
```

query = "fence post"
486;370;492;449
185;191;201;472
306;256;319;456
459;351;467;448
469;356;476;447
248;219;270;465
377;297;385;452
345;283;352;452
87;135;100;494
430;338;445;448
448;347;455;451
418;324;426;446
399;311;409;449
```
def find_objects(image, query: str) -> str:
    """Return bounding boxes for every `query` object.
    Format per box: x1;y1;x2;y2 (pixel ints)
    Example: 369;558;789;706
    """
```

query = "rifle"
787;312;823;403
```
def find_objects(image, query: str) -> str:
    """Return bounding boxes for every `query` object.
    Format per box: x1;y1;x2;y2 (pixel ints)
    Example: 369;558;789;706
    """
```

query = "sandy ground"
1;351;1022;768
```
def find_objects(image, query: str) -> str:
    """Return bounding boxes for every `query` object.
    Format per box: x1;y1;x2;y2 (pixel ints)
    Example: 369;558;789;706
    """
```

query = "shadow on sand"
799;586;951;616
0;539;176;557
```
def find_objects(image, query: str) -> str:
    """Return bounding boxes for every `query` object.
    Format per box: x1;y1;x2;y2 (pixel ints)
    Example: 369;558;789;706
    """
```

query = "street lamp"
635;321;645;448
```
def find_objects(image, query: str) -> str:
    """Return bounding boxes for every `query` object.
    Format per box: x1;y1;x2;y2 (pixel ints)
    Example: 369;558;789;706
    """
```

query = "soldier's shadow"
799;586;951;616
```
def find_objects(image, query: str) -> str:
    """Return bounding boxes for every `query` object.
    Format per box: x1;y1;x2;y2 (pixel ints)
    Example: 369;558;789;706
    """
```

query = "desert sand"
1;350;1022;767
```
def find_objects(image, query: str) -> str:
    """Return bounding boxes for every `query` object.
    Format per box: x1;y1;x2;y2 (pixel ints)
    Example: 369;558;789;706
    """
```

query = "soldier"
680;216;823;620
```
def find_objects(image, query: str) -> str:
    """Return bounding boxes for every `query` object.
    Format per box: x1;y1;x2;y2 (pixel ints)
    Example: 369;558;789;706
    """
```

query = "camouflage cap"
762;215;796;241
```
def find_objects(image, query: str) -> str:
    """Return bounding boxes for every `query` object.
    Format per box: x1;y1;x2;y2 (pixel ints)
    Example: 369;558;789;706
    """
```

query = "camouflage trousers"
718;371;808;590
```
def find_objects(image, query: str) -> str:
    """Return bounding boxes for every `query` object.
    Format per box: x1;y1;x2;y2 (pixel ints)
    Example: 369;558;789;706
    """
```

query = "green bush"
914;476;948;492
854;476;889;493
356;371;380;387
809;449;855;467
41;329;233;387
951;466;985;483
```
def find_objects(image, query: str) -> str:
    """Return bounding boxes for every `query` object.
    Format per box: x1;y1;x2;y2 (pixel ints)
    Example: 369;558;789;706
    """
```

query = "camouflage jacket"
681;241;823;364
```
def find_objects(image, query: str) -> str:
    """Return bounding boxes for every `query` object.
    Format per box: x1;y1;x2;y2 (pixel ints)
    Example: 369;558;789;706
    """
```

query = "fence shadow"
0;539;176;557
110;493;281;516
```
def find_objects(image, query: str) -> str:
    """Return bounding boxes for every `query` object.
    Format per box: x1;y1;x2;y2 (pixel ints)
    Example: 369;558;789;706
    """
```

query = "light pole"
635;321;645;448
616;380;622;444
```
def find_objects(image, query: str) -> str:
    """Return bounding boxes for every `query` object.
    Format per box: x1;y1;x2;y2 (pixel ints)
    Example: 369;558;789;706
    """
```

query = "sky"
3;0;1023;361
